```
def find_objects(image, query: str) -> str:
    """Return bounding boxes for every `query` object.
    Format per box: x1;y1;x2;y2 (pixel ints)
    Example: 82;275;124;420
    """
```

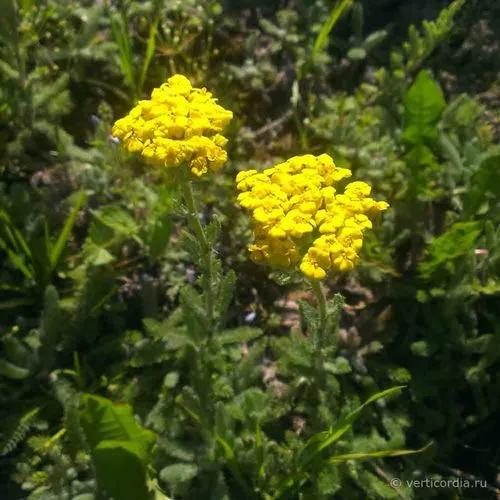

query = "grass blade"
138;18;159;96
50;191;86;272
0;210;34;280
274;386;406;498
110;12;136;98
313;0;353;59
215;434;253;496
299;386;406;467
328;442;432;463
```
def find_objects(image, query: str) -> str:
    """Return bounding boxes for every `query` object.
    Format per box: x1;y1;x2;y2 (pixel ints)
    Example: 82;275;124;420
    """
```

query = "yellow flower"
300;255;327;280
236;154;389;281
112;75;233;177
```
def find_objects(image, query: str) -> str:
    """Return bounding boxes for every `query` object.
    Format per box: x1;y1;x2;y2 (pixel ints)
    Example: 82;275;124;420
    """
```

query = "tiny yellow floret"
236;154;389;281
112;75;233;177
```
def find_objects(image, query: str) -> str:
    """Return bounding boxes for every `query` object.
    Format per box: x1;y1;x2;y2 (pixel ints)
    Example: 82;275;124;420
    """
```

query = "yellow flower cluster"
236;154;389;281
112;75;233;177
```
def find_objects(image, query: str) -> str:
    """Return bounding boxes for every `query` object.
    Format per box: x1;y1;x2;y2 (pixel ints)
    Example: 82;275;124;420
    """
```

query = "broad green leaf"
402;70;445;146
93;440;152;500
80;394;157;500
80;394;156;458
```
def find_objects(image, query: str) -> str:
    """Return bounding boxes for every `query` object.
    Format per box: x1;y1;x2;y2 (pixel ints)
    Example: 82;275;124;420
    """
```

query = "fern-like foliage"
375;0;466;98
52;376;86;460
402;0;466;72
0;407;40;456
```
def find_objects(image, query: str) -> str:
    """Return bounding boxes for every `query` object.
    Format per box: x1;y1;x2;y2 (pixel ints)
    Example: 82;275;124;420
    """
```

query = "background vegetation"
0;0;499;498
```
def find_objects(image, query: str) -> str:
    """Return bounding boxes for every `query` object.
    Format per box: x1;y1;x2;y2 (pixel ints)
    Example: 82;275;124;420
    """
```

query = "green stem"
310;279;327;348
180;180;219;458
180;180;215;336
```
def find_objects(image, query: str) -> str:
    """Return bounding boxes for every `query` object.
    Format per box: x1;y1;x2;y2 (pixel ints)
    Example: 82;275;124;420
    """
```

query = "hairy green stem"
180;180;220;461
180;180;215;336
310;279;327;348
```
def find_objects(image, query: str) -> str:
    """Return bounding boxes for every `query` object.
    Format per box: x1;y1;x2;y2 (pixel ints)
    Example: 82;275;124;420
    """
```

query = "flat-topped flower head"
112;75;233;177
236;154;389;281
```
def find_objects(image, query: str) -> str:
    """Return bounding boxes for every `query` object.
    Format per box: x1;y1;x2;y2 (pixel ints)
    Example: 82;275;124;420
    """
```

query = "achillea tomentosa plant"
111;75;418;498
236;155;388;346
113;74;234;337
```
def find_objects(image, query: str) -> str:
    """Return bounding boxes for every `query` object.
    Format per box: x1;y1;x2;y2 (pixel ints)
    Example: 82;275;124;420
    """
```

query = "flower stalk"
310;279;327;348
180;179;215;337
